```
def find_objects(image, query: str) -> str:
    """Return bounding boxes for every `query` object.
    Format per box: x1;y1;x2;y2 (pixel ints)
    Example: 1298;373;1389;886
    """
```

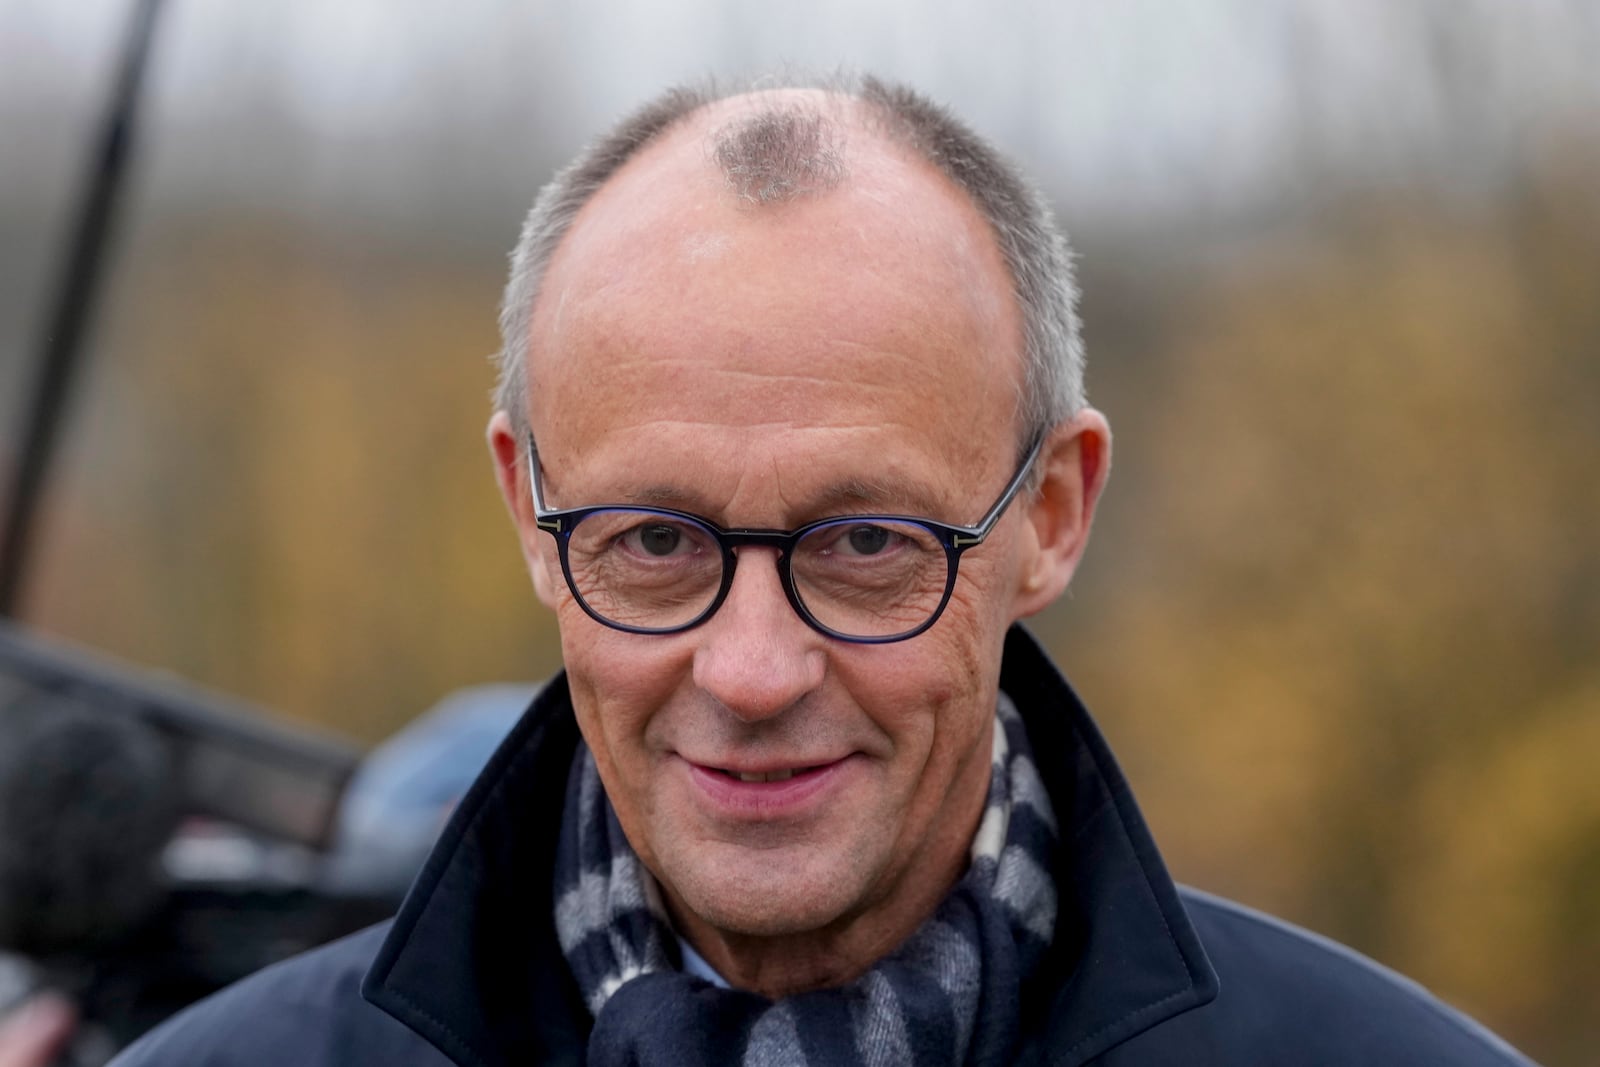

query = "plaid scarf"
552;694;1058;1067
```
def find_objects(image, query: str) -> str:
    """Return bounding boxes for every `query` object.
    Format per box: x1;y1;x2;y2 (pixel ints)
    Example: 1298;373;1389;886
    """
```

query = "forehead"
526;92;1026;515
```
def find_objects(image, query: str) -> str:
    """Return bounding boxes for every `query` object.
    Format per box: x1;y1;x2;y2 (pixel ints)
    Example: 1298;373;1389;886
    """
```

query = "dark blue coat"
112;628;1534;1065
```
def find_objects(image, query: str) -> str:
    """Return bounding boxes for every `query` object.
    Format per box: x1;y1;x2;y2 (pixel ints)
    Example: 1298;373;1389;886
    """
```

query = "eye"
843;524;893;556
624;521;692;557
813;522;916;560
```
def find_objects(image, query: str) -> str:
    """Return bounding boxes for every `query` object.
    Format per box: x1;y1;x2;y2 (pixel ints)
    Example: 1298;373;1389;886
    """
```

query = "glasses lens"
792;519;950;639
565;509;724;630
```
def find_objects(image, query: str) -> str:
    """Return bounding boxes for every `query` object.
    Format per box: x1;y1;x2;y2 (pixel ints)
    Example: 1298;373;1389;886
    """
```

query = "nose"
691;548;827;722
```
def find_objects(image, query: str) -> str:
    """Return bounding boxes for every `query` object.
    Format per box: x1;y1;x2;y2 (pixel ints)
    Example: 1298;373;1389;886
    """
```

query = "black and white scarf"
552;694;1058;1067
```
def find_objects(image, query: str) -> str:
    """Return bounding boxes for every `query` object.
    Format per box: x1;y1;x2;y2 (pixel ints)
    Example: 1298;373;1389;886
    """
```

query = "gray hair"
712;100;849;203
495;75;1085;451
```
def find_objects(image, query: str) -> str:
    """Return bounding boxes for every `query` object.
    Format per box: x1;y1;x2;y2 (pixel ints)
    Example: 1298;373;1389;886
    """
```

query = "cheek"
953;528;1031;626
837;627;991;765
931;566;1013;677
888;583;1009;782
559;617;690;778
529;538;563;607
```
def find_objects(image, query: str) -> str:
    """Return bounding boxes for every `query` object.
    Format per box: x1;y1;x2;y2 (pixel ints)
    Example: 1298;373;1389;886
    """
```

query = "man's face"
501;97;1053;960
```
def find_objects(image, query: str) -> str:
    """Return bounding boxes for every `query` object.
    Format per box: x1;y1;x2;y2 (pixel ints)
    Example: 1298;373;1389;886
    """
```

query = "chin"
663;846;873;939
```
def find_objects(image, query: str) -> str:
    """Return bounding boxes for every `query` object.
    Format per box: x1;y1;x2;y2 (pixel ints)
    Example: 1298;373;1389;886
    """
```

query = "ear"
487;410;561;609
1011;408;1112;619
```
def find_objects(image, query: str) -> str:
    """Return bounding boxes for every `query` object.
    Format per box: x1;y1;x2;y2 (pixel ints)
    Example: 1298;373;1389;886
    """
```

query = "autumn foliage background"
2;4;1597;1064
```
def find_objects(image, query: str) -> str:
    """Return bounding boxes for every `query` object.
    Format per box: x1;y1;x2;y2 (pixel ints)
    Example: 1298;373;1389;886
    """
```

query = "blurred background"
2;0;1596;1062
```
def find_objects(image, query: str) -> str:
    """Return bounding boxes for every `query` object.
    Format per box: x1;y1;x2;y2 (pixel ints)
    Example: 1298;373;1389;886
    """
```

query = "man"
112;76;1533;1065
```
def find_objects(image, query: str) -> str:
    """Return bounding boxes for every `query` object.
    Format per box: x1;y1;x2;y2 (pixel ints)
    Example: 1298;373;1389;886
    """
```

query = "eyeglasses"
526;434;1043;644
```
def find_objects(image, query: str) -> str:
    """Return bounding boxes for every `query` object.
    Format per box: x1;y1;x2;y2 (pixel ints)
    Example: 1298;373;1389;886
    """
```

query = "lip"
682;755;857;819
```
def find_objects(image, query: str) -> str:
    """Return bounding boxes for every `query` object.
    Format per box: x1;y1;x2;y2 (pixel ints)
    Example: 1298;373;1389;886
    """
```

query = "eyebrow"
622;474;952;524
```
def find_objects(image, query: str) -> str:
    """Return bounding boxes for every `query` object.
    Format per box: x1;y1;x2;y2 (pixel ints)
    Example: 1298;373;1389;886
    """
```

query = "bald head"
524;91;1026;480
495;75;1087;450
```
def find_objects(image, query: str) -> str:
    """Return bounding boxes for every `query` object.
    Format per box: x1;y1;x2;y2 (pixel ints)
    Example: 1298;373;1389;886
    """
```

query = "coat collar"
362;626;1216;1066
998;625;1218;1063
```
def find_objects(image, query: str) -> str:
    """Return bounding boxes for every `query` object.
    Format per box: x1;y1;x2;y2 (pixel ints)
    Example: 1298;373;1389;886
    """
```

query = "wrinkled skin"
491;89;1109;997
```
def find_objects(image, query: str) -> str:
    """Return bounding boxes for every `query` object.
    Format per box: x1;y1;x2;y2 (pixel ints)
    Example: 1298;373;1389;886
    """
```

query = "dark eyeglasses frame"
525;433;1044;644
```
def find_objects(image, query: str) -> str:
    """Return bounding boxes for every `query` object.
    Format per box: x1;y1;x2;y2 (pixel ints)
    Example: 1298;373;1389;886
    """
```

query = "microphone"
0;698;180;960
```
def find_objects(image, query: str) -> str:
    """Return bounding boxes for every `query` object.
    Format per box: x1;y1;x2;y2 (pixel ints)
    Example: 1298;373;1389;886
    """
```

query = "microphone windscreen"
0;699;180;956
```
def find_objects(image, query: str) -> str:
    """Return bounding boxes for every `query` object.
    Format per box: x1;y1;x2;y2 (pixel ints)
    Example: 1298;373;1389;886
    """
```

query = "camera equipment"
0;622;391;1064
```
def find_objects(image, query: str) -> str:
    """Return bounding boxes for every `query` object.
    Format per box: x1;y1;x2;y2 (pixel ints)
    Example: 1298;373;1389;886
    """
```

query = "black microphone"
0;698;180;959
0;623;384;1063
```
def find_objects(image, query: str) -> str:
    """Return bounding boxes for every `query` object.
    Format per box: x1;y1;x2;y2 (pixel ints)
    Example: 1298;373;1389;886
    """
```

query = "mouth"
706;764;828;784
683;755;856;817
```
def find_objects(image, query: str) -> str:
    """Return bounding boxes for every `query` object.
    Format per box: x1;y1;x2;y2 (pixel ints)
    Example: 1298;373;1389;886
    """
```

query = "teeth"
735;769;798;783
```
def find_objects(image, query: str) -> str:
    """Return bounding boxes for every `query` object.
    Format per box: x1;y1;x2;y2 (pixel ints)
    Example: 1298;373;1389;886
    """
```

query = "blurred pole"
0;0;165;618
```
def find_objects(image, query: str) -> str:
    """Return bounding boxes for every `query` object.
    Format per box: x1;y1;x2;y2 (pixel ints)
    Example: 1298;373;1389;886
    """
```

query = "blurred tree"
1050;142;1599;1064
29;219;563;741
